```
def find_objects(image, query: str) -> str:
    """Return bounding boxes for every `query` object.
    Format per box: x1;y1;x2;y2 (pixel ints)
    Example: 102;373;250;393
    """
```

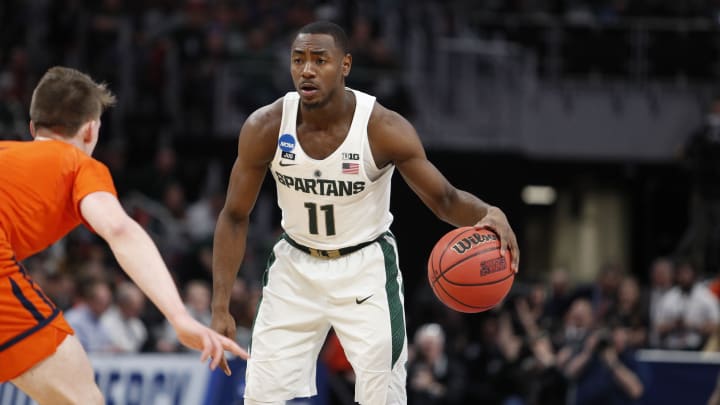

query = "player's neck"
299;88;353;129
34;132;84;151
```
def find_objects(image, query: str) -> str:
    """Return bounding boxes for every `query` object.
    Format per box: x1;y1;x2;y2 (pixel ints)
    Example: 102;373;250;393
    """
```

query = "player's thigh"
332;299;408;405
245;245;331;401
11;334;102;405
331;238;406;369
330;238;408;404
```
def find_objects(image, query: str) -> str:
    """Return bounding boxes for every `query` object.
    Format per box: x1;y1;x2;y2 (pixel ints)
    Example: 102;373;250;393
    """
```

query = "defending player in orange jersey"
0;66;248;405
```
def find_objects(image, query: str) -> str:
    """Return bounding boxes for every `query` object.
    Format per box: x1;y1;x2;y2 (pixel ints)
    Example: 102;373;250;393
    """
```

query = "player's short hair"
296;21;350;54
30;66;116;137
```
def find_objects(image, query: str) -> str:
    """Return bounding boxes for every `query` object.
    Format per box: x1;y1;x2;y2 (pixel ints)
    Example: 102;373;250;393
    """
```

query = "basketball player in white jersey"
211;21;519;405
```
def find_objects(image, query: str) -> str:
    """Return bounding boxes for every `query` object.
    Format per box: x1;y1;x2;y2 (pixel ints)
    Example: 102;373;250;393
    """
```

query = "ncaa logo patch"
279;134;296;152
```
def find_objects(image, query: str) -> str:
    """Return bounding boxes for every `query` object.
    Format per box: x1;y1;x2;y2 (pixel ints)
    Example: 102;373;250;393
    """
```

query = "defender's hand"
211;310;240;376
475;206;520;272
170;312;248;376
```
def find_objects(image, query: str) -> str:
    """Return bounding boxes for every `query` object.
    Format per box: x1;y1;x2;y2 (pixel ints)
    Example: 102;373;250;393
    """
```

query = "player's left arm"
368;105;519;271
80;191;249;371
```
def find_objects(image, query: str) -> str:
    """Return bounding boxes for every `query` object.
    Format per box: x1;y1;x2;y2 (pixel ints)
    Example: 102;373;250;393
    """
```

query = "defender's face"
290;33;350;109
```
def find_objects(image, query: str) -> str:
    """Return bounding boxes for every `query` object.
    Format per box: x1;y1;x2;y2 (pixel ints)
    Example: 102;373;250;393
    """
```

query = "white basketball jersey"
270;88;394;250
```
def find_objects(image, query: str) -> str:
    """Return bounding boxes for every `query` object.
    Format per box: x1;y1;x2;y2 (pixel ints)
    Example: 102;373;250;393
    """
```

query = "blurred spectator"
101;281;148;353
544;268;574;329
606;276;649;349
0;62;25;138
574;262;624;323
231;25;281;117
562;324;645;405
654;260;720;350
174;0;216;133
155;279;212;352
64;279;117;353
86;0;126;84
134;143;181;201
162;181;188;222
185;188;226;243
465;311;534;404
407;323;467;405
647;256;675;347
513;296;567;405
345;15;414;117
41;271;76;311
556;298;596;355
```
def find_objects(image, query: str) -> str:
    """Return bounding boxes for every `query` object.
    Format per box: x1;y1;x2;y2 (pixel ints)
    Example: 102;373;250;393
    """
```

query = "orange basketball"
428;226;514;313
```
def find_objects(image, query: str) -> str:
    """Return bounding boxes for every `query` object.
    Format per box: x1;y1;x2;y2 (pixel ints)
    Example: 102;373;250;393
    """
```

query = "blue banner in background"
4;350;720;404
636;350;720;405
0;355;327;405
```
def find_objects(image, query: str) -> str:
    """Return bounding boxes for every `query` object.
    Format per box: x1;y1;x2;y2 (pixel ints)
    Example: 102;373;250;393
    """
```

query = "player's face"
290;33;351;109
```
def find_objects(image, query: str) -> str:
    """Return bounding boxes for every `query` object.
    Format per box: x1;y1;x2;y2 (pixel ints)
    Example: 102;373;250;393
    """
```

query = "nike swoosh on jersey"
355;294;373;304
279;161;297;167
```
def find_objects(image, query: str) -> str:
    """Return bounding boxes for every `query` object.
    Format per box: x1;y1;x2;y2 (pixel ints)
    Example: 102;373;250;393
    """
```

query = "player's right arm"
368;104;520;271
79;191;248;372
210;101;281;338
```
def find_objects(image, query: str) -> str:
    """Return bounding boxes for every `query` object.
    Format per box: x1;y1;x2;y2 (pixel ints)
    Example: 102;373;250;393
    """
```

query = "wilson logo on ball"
481;257;507;276
451;232;498;254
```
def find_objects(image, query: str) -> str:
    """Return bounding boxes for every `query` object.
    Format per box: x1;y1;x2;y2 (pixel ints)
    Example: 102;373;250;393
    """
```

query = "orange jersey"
0;139;116;381
0;139;117;276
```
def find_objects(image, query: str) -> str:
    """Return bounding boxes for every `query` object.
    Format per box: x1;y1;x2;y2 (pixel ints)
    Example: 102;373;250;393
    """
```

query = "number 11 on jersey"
304;202;336;236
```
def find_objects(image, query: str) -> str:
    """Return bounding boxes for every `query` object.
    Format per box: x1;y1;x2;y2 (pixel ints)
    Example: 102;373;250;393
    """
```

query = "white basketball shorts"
244;232;408;405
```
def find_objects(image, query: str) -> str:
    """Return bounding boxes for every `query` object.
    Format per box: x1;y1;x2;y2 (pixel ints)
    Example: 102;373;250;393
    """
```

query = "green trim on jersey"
378;233;405;367
248;248;276;353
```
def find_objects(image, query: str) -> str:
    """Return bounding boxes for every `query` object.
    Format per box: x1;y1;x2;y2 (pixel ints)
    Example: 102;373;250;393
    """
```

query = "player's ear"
342;53;352;78
81;120;94;143
81;119;101;155
81;119;100;145
29;121;37;139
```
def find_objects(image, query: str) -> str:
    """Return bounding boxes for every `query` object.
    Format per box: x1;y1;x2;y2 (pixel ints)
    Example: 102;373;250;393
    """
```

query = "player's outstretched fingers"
220;357;232;376
208;333;223;371
199;332;212;364
219;335;249;359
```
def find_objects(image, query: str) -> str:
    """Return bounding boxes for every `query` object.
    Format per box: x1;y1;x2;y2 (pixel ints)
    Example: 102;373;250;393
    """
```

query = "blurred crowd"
391;257;720;405
472;0;720;20
0;0;418;141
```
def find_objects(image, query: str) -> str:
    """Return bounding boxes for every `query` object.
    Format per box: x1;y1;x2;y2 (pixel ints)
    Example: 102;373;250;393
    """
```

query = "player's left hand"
474;206;520;273
170;312;249;375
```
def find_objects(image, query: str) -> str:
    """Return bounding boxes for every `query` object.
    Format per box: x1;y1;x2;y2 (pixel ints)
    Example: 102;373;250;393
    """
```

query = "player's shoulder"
241;97;285;138
368;101;416;138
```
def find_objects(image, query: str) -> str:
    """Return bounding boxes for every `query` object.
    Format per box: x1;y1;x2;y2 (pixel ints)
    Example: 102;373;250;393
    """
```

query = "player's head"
291;21;351;110
29;66;116;155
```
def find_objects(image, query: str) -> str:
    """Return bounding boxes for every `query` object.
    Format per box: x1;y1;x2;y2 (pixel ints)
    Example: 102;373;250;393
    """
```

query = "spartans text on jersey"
275;171;366;196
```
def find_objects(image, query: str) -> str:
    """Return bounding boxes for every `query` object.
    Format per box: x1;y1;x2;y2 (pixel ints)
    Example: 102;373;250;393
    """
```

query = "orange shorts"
0;269;74;382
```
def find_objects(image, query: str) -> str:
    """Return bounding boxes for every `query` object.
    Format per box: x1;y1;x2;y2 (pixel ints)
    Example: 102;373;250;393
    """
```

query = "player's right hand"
474;206;520;273
171;312;248;376
211;310;240;376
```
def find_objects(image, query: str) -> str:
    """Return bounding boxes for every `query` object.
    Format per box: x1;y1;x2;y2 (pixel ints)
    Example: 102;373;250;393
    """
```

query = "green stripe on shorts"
378;233;405;367
248;247;276;353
